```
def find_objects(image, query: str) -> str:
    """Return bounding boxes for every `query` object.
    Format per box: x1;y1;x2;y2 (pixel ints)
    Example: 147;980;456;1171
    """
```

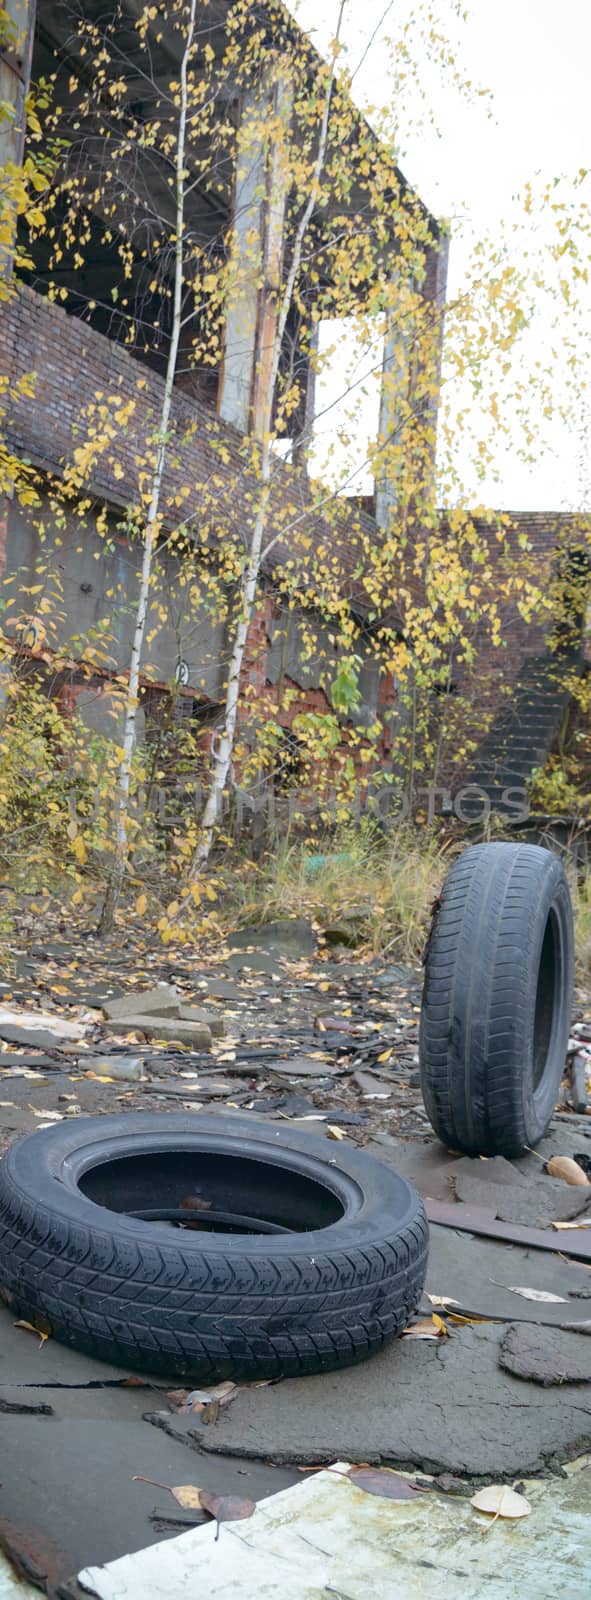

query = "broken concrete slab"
0;1025;76;1051
0;1009;86;1049
268;1058;341;1079
74;1459;591;1600
199;978;248;1001
452;1172;591;1225
425;1195;591;1262
102;985;181;1021
178;1005;225;1038
500;1322;591;1385
144;1077;234;1099
0;1053;66;1073
227;920;316;958
226;952;283;978
424;1223;591;1326
371;1133;591;1239
106;1018;212;1049
452;1155;530;1188
0;1414;298;1584
102;989;225;1039
187;1321;591;1476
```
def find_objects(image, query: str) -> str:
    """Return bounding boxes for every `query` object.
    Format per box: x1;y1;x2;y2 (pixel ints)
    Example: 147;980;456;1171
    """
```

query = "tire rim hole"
77;1149;346;1234
532;907;560;1091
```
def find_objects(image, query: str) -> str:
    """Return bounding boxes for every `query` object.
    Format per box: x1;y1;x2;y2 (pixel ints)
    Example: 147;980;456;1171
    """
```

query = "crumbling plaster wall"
5;497;229;704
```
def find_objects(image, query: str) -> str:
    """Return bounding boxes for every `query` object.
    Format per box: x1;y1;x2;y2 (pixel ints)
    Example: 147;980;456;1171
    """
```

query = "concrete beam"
0;0;36;277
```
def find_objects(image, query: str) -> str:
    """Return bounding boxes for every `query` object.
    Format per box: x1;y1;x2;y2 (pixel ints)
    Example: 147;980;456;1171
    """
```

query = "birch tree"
189;1;348;879
2;0;590;923
98;0;197;932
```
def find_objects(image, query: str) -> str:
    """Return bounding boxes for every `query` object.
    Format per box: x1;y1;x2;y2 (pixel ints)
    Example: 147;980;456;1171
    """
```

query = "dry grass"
221;823;448;962
573;871;591;982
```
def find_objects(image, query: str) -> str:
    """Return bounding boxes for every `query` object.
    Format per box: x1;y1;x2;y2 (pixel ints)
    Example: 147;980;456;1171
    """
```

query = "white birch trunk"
190;2;347;880
99;0;197;933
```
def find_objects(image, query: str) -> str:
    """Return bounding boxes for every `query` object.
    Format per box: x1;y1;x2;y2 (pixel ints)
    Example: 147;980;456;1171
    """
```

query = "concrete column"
0;0;36;278
419;230;450;488
374;228;448;532
374;268;416;533
218;73;291;438
292;321;319;467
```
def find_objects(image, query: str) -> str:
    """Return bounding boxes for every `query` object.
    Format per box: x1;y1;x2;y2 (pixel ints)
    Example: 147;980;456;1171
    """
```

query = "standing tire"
419;843;574;1157
0;1113;428;1381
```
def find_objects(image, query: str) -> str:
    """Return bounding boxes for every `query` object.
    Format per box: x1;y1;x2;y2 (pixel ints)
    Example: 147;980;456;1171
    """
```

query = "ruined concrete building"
1;0;589;827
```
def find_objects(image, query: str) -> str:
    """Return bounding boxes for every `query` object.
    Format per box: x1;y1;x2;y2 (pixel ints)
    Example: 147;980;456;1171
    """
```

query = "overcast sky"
288;0;591;511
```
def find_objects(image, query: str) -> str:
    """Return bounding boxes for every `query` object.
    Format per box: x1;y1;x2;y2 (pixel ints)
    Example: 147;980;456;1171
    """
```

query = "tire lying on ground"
0;1113;428;1380
419;842;574;1158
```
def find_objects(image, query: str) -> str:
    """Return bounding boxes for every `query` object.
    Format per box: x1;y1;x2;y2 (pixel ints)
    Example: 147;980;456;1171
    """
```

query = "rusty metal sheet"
0;1515;67;1592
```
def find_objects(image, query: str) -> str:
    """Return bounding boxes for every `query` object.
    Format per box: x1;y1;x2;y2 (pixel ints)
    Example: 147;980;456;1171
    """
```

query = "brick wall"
0;283;394;806
1;283;375;604
3;281;588;812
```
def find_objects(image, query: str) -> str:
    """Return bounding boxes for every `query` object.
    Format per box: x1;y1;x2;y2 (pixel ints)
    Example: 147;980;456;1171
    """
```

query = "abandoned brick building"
1;0;589;827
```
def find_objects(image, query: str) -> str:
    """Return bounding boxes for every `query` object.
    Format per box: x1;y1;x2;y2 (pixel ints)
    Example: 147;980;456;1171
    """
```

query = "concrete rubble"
1;926;591;1590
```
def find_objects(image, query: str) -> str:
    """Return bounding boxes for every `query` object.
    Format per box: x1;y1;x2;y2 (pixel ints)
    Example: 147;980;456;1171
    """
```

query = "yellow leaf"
136;893;147;915
171;1485;203;1508
15;1318;51;1348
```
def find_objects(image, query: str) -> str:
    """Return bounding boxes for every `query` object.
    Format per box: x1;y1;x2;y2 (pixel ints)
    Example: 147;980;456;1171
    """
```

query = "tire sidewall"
519;863;573;1145
0;1113;423;1261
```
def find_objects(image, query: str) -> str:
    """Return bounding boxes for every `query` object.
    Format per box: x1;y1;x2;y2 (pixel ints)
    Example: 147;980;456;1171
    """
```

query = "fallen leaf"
445;1311;496;1326
199;1491;256;1538
401;1315;448;1341
327;1125;346;1140
427;1294;461;1308
14;1318;51;1348
132;1477;205;1508
505;1287;568;1303
179;1382;238;1414
347;1467;424;1501
552;1219;591;1231
471;1484;531;1531
171;1485;204;1509
546;1156;591;1188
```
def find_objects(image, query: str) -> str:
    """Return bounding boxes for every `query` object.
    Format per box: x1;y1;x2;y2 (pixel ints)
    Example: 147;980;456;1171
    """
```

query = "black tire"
0;1113;428;1381
419;842;574;1157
